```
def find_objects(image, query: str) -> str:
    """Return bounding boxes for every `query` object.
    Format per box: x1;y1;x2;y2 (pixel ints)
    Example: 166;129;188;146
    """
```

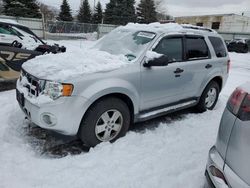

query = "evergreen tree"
104;0;136;25
3;0;41;18
104;0;116;24
77;0;92;23
58;0;73;21
121;0;136;24
136;0;157;23
92;1;103;24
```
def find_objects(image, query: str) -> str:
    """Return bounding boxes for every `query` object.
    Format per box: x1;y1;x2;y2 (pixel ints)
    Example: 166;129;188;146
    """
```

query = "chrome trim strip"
139;100;197;119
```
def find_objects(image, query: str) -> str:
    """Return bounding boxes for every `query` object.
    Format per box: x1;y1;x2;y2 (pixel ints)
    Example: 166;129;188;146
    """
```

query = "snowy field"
0;40;250;188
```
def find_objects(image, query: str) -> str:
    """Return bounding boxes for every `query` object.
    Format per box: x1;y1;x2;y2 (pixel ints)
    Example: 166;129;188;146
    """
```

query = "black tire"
196;81;220;112
78;97;131;147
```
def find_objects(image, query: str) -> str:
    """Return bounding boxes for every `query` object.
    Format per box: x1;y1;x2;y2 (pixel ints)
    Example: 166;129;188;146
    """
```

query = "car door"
140;35;195;111
180;35;215;99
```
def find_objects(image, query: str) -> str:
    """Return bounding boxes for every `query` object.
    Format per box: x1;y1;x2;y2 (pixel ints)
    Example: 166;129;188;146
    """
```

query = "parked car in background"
227;38;250;53
205;83;250;188
0;19;66;80
16;23;230;147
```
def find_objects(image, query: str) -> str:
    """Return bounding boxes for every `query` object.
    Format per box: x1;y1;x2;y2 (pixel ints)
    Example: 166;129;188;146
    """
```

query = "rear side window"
185;37;209;60
154;37;183;62
209;36;227;57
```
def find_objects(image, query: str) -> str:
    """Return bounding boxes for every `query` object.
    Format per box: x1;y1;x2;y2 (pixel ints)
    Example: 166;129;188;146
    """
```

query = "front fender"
79;78;140;115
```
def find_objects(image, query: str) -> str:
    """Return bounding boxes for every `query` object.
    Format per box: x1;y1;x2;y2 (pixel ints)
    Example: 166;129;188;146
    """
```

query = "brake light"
238;94;250;121
227;88;247;115
227;60;230;73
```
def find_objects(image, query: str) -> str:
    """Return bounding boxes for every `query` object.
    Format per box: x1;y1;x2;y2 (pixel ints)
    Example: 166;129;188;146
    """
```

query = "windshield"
93;29;156;61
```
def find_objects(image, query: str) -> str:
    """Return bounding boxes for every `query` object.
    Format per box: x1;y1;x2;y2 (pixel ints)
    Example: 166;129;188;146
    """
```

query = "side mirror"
143;51;169;67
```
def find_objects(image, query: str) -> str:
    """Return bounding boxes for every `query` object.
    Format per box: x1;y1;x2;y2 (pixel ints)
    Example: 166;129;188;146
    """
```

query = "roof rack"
181;24;214;32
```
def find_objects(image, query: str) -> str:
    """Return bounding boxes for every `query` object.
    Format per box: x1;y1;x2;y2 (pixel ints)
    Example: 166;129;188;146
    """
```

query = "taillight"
227;59;231;73
227;88;247;115
238;94;250;121
227;87;250;121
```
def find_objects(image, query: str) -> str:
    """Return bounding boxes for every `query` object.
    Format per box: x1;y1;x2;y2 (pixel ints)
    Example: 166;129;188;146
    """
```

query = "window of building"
196;22;203;27
185;37;209;60
212;22;220;30
154;37;183;62
209;36;227;57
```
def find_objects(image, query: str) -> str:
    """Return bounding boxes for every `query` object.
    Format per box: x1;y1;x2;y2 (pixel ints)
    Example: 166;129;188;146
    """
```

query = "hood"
22;47;129;82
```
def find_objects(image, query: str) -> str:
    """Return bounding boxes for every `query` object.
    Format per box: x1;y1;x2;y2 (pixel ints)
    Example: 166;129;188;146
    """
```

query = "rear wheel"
196;81;220;112
78;97;130;147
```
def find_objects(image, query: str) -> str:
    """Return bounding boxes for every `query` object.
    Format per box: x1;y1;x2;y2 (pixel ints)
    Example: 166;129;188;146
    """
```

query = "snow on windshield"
94;29;156;61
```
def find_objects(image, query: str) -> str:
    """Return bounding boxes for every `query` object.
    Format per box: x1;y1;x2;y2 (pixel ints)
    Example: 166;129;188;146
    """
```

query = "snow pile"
22;47;129;82
46;32;98;41
145;51;163;61
17;77;53;105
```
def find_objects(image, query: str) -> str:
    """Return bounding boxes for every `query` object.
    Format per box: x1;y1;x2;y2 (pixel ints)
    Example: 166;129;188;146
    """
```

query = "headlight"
44;81;74;100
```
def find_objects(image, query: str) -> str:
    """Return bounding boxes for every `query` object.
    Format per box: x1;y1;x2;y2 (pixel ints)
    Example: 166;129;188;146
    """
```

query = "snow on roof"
0;19;25;27
120;22;216;34
121;22;183;33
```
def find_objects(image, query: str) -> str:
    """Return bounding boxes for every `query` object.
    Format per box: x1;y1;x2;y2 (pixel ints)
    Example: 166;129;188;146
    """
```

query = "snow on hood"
22;47;129;82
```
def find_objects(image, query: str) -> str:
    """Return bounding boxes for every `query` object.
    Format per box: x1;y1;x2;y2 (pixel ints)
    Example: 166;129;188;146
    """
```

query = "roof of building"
175;13;250;19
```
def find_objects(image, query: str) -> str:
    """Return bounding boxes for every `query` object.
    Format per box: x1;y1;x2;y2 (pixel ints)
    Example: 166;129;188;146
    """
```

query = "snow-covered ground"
0;40;250;188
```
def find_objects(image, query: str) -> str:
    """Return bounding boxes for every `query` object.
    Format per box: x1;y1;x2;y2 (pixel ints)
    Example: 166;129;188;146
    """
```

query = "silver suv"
16;23;230;147
205;83;250;188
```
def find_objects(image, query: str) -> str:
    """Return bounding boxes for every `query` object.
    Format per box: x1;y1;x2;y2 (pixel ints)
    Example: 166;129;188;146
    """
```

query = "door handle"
205;64;212;69
174;68;184;74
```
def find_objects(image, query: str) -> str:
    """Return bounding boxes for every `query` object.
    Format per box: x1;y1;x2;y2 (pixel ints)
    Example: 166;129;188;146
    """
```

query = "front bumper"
16;85;88;135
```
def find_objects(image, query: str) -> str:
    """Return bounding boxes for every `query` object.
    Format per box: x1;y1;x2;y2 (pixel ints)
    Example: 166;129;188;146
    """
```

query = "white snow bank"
22;47;129;82
46;32;98;41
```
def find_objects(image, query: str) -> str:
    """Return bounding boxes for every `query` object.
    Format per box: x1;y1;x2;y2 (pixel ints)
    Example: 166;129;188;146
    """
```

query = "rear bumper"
205;146;229;188
205;170;216;188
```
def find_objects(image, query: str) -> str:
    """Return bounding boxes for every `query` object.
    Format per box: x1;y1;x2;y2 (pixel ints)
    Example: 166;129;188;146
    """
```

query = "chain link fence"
45;21;117;40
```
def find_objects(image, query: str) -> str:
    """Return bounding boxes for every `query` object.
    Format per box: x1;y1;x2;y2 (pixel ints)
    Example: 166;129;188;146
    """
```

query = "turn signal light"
62;84;74;96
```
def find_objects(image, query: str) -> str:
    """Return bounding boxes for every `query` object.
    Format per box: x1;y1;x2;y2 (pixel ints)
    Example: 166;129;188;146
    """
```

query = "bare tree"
39;3;58;21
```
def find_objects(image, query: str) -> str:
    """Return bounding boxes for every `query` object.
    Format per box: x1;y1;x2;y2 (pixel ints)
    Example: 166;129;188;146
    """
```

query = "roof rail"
181;24;214;32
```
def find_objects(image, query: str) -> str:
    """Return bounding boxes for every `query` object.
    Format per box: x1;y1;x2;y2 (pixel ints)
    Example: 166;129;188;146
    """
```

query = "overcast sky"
39;0;250;17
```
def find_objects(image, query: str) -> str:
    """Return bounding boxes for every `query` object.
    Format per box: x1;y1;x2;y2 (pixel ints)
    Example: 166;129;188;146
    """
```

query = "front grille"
21;69;44;97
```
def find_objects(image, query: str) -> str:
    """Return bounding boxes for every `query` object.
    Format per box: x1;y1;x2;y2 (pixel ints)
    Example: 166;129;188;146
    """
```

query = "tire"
78;97;131;147
196;81;220;112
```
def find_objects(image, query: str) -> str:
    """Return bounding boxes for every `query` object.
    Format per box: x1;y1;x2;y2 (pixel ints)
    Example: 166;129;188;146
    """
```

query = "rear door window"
153;37;183;62
209;36;227;57
185;36;209;60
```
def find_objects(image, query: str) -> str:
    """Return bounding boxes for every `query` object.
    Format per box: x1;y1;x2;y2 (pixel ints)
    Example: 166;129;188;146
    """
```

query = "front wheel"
196;81;220;112
78;97;130;147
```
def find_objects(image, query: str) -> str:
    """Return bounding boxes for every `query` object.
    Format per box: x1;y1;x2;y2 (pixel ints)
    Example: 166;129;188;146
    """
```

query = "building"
175;14;250;33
